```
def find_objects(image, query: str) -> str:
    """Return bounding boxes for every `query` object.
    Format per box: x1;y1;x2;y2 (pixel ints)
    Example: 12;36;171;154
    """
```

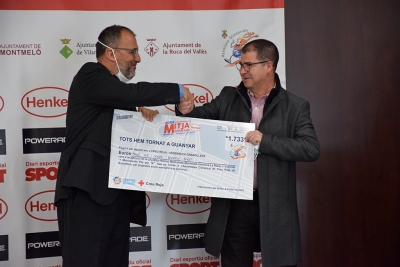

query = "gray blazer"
177;73;320;267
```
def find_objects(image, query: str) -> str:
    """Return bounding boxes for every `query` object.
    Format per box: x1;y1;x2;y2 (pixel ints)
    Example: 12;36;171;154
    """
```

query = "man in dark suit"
55;25;191;267
177;39;320;267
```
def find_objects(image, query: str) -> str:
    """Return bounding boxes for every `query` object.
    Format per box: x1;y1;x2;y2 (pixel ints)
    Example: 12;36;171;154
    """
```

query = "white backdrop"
0;1;285;266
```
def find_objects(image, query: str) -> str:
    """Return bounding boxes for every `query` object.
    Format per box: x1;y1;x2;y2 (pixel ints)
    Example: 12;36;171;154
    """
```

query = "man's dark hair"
96;25;135;58
242;39;279;71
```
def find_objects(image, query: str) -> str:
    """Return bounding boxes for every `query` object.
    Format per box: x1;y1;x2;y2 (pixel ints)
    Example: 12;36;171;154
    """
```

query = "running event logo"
163;120;201;135
113;176;122;185
221;30;259;67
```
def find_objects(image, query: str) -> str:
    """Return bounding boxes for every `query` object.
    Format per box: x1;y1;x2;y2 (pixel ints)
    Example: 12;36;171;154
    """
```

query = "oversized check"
109;110;255;199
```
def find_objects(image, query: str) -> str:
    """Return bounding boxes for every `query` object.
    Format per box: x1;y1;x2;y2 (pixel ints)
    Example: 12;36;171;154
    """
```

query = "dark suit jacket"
55;62;181;226
177;74;320;267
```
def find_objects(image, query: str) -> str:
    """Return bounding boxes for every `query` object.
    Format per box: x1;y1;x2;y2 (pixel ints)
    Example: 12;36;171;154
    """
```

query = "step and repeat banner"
0;1;285;266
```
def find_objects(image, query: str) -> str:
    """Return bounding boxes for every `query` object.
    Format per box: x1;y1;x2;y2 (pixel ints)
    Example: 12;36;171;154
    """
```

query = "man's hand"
137;107;159;122
245;130;263;145
178;87;194;114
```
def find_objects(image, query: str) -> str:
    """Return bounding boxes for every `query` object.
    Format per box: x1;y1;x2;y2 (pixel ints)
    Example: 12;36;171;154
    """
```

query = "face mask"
98;40;133;83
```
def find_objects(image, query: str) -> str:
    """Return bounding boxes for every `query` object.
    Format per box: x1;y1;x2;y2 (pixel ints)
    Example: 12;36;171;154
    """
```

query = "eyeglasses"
236;61;270;71
113;47;139;56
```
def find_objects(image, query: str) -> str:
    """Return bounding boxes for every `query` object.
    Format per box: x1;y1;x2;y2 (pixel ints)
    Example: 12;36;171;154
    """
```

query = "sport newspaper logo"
22;128;66;154
167;223;206;250
129;226;151;252
26;231;61;259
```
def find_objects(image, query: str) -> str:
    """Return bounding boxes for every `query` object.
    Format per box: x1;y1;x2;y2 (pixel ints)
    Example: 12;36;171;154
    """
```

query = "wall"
285;0;400;266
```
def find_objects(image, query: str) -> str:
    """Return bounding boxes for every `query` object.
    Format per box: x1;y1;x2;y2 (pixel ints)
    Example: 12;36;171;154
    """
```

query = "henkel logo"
146;193;150;209
166;194;210;214
167;223;206;250
26;167;58;181
21;87;68;118
0;199;8;220
25;190;57;221
26;231;61;259
129;226;151;252
165;84;214;112
0;96;4;112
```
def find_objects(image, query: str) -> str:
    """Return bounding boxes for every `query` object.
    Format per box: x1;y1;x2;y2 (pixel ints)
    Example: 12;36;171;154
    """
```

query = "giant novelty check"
109;110;255;199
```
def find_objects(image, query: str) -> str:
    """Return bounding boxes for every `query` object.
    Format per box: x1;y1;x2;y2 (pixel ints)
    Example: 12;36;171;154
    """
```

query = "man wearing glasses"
55;25;191;267
177;39;320;267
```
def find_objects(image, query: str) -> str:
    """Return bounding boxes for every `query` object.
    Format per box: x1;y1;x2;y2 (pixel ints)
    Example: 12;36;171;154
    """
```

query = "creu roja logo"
166;194;211;214
164;84;213;112
25;190;57;221
21;87;69;118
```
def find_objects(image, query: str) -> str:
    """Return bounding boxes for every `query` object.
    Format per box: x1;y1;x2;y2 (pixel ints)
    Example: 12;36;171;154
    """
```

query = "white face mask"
98;40;133;83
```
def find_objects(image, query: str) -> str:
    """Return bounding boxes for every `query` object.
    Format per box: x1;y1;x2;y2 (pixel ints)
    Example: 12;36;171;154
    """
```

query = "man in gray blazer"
177;39;320;267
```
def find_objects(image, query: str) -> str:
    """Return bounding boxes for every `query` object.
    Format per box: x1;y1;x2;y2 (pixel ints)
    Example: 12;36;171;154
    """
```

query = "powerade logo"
167;224;206;250
26;231;61;259
0;235;8;261
22;128;66;154
129;226;151;252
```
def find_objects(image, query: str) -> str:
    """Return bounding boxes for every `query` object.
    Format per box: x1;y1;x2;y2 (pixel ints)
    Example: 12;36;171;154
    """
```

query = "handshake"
179;86;195;115
139;86;194;121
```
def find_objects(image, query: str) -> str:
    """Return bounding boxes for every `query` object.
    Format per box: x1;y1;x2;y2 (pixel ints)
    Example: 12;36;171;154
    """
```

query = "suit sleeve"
78;64;181;108
260;101;320;162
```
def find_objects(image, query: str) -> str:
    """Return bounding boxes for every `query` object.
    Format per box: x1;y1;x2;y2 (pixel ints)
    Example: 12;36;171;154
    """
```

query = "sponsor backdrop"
0;1;284;266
